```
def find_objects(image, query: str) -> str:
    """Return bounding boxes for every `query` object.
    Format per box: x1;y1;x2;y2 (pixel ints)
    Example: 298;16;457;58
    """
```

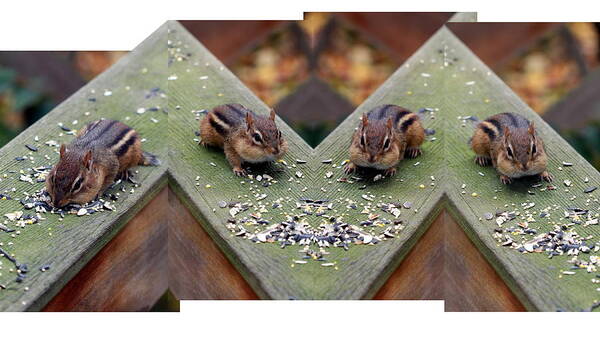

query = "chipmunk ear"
269;108;276;121
59;144;66;158
82;150;93;170
503;126;511;139
386;117;394;130
245;112;254;130
361;113;369;129
528;122;536;137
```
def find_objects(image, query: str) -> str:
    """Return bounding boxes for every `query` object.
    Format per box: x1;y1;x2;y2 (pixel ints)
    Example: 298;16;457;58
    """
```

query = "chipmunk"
344;104;425;177
470;112;552;184
199;103;288;176
45;119;160;208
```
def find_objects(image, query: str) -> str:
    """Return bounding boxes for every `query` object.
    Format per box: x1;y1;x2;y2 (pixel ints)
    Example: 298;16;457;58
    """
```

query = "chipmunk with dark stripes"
344;104;425;177
199;103;288;176
46;119;160;208
470;112;552;184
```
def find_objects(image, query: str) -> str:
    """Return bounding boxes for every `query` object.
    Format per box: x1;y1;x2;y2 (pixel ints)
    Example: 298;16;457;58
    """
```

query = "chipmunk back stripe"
486;118;503;135
76;120;118;147
480;124;497;141
209;117;228;135
400;115;417;132
115;132;137;157
94;120;118;140
395;110;411;124
372;104;395;119
225;104;247;118
212;110;233;127
500;112;519;126
108;127;133;146
86;120;102;133
109;128;136;152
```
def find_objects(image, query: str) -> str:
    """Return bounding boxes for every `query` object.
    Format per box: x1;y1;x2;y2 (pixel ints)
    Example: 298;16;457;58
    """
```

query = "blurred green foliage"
562;122;600;170
0;67;55;147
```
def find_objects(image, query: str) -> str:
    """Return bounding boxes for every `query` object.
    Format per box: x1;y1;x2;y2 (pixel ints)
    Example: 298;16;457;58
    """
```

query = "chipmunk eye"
383;138;390;150
531;143;537;155
277;130;282;139
252;133;263;144
71;177;83;193
506;146;514;159
360;135;366;148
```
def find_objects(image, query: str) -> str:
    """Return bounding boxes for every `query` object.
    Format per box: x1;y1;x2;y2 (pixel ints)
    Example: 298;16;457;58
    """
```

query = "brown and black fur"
46;119;159;208
345;104;425;177
199;103;287;176
470;112;552;184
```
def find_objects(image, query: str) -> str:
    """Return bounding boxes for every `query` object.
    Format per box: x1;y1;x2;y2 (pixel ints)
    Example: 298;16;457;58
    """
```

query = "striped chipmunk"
199;103;288;176
45;119;160;208
344;104;425;177
470;112;552;184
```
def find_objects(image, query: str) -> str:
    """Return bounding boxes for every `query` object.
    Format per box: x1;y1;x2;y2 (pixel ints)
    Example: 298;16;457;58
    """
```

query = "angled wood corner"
166;20;600;312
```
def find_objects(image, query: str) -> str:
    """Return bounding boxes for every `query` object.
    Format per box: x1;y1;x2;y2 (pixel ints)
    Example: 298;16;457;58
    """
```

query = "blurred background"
1;14;599;310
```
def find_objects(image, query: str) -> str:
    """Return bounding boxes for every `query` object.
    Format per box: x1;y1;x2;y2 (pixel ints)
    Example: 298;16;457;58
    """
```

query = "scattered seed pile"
478;177;600;311
1;103;160;304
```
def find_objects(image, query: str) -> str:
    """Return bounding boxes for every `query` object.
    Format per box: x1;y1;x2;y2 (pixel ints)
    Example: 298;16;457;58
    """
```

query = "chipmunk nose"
368;155;375;163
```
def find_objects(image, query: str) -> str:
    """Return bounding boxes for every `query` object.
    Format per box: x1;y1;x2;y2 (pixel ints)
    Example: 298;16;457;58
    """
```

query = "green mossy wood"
169;20;600;310
443;27;600;312
168;20;443;300
0;25;168;310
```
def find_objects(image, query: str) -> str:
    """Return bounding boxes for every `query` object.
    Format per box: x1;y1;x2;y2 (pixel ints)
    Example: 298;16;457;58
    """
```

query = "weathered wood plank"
43;187;168;311
374;210;525;311
167;20;445;299
0;24;168;311
441;27;600;311
168;188;258;300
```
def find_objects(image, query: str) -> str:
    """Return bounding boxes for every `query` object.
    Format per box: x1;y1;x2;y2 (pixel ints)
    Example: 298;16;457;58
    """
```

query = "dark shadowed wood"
168;187;258;300
43;187;168;311
447;23;559;69
274;76;355;128
374;210;525;311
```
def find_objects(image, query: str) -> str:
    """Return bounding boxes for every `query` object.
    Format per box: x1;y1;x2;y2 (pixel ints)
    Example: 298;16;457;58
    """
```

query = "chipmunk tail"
141;151;161;166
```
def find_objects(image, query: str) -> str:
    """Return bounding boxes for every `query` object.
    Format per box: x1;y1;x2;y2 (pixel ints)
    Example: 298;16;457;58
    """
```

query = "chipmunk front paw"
344;162;357;175
405;147;422;159
116;169;131;181
540;171;553;183
383;167;397;177
475;156;492;166
499;175;512;185
233;167;247;177
199;139;210;147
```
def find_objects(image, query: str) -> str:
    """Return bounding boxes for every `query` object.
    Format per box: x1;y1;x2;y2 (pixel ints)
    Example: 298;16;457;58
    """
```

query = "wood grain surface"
168;187;258;300
43;187;168;311
375;210;525;311
0;23;167;311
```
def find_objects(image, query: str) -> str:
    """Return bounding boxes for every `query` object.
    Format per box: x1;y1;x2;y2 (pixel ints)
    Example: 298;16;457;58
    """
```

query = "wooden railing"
0;24;168;311
167;19;600;311
2;14;599;311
